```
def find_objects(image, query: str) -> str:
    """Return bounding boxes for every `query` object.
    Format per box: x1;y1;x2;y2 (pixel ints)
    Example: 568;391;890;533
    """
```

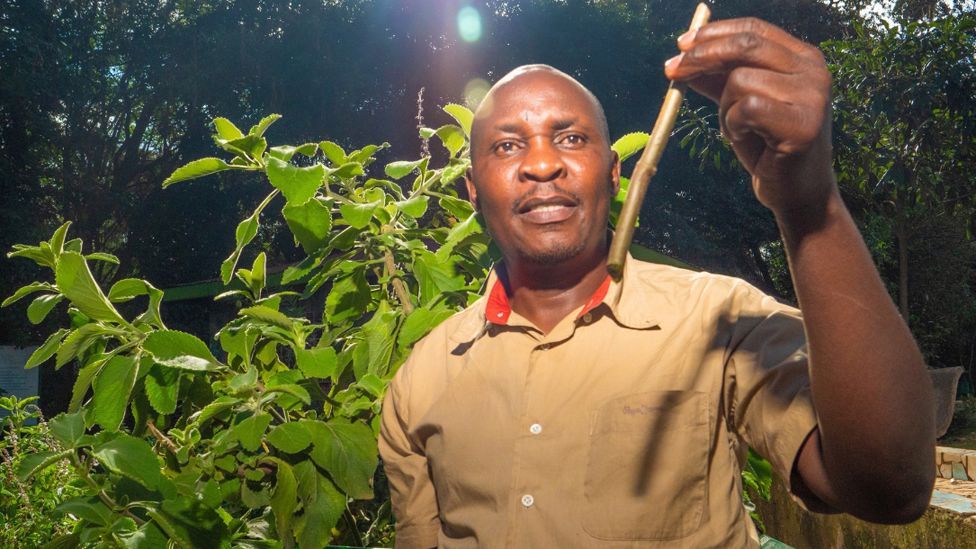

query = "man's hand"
665;18;834;217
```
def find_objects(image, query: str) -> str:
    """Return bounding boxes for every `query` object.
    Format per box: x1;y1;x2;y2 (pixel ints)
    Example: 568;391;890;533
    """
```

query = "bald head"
470;65;610;160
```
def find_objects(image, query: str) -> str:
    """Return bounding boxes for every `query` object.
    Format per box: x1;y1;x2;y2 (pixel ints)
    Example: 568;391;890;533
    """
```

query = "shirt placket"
507;318;581;546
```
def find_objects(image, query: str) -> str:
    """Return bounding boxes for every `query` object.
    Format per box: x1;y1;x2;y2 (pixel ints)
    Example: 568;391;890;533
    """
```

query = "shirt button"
521;494;534;507
529;423;543;435
582;313;592;323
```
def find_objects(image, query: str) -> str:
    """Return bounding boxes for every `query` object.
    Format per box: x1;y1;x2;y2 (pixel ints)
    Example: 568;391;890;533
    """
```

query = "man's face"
466;70;620;266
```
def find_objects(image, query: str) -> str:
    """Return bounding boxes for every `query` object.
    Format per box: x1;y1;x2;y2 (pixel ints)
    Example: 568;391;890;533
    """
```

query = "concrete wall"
758;477;976;548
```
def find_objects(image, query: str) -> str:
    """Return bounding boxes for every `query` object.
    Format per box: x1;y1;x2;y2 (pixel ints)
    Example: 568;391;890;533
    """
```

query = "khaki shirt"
379;255;818;548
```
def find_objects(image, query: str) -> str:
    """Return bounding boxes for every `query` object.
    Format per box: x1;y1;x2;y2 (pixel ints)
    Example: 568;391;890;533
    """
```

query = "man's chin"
516;242;587;265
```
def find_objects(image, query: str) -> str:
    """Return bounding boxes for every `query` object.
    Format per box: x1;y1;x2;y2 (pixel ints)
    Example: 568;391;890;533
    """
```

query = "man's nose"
519;140;565;183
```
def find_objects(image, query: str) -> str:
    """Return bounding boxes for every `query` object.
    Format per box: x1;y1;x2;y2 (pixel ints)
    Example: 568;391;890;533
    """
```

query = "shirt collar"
449;253;660;344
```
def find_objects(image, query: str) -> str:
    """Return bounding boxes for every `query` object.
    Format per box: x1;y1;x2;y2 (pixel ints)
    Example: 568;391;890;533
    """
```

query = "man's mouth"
516;195;579;224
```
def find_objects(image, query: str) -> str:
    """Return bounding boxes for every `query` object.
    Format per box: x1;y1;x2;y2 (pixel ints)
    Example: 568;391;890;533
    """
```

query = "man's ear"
465;167;479;212
610;150;621;196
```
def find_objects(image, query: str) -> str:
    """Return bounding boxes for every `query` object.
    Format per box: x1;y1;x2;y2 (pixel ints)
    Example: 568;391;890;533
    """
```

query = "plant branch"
146;420;178;455
70;452;145;526
381;226;413;315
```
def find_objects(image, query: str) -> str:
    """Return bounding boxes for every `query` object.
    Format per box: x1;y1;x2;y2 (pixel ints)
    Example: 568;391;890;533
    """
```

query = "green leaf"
441;212;483;251
57;323;113;369
398;306;455;348
611;132;650;163
109;279;165;327
306;419;378;499
152;498;230;548
55;252;125;323
145;365;180;415
49;411;86;447
249;252;267;297
339;201;379;229
24;328;68;369
248;113;281;137
48;221;71;255
293;461;345;549
413;250;464;305
269;142;319;162
92;432;160;488
438;195;475;220
213;117;244;140
265;383;311;406
27;294;63;324
70;359;102;412
91;355;138;431
162;157;231;188
118;521;168;548
325;271;370;324
266;422;312;454
385;158;426;180
282;198;332;254
443;103;474;136
434;124;466;156
296;347;337;379
40;533;80;549
266;157;326;205
236;211;260;249
282;254;325;285
319;140;347;166
233;412;272;452
8;243;56;268
109;278;154;301
356;373;386;399
362;308;396;376
395;195;429;218
63;238;83;253
266;457;298;548
328;161;365;179
56;497;113;526
143;330;221;371
16;450;70;481
240;305;294;330
221;134;267;160
190;395;241;426
222;210;261;285
347;143;388;165
86;252;119;264
2;282;55;308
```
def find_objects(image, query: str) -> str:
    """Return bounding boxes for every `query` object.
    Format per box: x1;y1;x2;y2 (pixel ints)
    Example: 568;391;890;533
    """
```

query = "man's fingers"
666;31;803;82
682;17;815;58
723;94;823;155
684;73;727;103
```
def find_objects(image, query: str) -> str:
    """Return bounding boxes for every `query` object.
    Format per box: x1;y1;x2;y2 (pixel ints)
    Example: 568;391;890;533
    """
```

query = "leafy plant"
3;107;488;548
0;394;84;548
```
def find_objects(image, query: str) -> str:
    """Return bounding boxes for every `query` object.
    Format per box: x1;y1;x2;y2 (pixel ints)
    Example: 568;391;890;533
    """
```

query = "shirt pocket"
582;390;709;541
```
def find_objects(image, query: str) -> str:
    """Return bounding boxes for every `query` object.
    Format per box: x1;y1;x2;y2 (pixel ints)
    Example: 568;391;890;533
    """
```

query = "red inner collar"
486;275;612;326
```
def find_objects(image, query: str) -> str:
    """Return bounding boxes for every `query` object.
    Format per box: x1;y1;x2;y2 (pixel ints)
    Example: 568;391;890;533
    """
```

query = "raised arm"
666;17;935;523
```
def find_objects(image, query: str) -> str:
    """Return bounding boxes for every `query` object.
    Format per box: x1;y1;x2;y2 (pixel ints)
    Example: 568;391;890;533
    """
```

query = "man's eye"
494;141;519;154
559;134;586;147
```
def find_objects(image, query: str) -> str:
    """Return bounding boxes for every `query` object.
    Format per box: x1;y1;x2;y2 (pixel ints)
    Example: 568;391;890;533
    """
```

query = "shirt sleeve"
723;281;820;509
379;360;442;549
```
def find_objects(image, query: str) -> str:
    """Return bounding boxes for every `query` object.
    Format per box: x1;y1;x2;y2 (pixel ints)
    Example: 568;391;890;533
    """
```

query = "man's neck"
499;250;610;334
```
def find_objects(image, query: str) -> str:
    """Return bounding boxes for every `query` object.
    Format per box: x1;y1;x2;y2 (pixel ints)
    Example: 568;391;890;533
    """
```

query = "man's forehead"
471;65;608;140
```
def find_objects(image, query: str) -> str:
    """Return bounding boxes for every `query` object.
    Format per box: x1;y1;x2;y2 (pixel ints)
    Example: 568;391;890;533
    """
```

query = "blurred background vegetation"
2;0;974;417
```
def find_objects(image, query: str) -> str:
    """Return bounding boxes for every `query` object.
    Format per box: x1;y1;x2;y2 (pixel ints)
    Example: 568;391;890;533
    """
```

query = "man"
380;17;935;548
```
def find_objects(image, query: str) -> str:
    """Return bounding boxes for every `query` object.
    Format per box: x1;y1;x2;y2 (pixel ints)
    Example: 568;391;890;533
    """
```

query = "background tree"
825;12;976;365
